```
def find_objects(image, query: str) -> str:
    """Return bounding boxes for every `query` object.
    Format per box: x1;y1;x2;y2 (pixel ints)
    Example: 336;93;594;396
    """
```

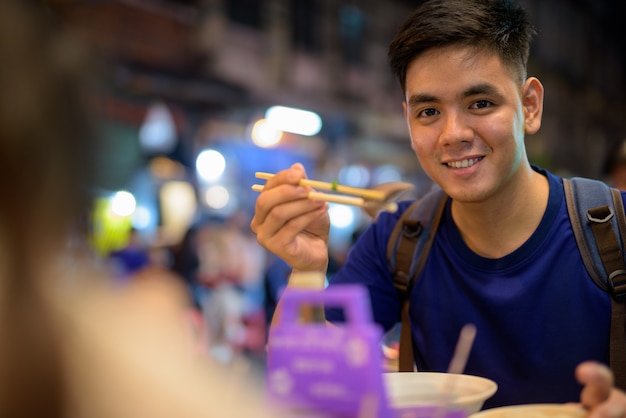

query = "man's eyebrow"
407;93;438;108
406;83;502;107
462;83;500;98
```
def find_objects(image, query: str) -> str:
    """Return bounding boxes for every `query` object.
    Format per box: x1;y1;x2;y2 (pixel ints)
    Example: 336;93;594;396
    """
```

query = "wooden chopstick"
255;172;386;201
251;184;365;206
251;184;399;213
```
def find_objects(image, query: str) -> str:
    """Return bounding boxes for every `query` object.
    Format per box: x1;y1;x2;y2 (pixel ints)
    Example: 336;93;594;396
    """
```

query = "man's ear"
522;77;544;135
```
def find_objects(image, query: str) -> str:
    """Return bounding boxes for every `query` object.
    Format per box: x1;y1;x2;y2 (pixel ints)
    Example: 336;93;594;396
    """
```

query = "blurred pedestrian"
107;228;152;282
604;138;626;190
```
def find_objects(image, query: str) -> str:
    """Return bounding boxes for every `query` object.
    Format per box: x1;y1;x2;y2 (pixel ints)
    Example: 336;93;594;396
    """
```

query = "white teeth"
447;158;481;168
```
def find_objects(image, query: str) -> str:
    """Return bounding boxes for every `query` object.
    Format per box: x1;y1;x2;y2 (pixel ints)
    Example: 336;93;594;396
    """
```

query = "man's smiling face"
403;45;542;203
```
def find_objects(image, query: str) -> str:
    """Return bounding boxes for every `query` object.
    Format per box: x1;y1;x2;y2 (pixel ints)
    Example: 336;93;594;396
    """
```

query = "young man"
251;0;626;414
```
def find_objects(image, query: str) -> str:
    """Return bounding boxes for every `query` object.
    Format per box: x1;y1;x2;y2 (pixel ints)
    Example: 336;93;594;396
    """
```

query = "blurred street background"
41;0;626;363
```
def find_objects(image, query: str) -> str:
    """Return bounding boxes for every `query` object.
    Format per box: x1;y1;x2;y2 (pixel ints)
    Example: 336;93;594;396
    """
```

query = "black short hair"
603;139;626;175
388;0;535;93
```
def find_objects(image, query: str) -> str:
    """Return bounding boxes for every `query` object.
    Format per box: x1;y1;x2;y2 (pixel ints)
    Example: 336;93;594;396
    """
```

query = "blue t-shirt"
328;167;618;409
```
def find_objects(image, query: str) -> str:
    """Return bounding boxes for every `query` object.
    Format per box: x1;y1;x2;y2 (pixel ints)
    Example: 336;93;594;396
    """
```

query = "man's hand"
577;361;626;417
250;163;331;273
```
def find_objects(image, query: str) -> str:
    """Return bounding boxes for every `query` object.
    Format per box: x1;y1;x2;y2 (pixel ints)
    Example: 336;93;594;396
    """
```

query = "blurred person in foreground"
251;0;626;415
604;138;626;191
0;1;280;417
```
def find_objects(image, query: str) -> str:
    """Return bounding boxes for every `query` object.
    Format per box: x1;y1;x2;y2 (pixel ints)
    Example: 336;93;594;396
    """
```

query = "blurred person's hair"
388;0;536;93
0;1;96;416
603;138;626;176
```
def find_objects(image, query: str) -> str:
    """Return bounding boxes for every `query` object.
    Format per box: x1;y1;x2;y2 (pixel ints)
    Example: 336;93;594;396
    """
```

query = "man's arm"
270;271;328;327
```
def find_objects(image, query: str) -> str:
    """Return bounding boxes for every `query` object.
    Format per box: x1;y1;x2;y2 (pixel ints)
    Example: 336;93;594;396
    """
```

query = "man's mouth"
445;157;483;169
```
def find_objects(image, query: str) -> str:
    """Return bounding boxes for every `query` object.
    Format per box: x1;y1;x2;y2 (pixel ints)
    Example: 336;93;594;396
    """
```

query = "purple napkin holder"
266;284;466;418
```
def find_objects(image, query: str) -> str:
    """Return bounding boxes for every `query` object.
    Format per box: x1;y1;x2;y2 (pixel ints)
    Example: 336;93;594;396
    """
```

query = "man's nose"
440;111;473;145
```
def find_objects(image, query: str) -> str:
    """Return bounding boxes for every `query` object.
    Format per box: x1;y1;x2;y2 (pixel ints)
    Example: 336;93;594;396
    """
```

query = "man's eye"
471;100;492;109
418;108;439;117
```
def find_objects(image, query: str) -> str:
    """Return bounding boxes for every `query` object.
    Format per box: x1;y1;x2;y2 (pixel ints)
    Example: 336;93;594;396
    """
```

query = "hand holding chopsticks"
251;171;415;215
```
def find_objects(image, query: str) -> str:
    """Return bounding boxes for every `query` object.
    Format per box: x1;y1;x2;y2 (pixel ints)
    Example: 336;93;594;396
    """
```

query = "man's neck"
450;170;550;259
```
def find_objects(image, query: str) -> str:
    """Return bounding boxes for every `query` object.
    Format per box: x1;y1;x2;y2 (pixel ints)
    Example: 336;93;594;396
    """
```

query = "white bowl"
469;403;586;418
383;372;498;414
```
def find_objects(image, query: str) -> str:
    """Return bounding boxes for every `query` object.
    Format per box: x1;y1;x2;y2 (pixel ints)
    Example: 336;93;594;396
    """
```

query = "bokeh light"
110;191;136;217
251;118;283;148
338;165;370;188
196;149;226;182
265;105;322;136
139;101;177;154
131;205;152;230
204;185;230;209
328;203;355;229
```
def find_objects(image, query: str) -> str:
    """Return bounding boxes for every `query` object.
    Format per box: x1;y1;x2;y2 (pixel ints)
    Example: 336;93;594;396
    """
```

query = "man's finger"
577;361;614;408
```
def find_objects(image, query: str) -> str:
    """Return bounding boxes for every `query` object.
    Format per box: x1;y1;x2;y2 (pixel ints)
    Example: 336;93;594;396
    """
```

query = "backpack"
386;177;626;390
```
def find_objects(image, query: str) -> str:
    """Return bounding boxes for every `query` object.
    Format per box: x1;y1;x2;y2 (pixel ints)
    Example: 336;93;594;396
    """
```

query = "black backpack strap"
608;188;626;390
564;177;626;389
386;188;447;372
